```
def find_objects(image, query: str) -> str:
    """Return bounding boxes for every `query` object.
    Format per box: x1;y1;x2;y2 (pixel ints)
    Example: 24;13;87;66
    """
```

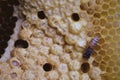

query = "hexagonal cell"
87;8;94;15
94;5;101;11
114;13;120;20
99;64;106;71
101;43;109;50
94;33;102;38
93;19;100;25
80;3;88;11
109;29;116;35
98;49;106;56
116;6;120;13
112;35;120;41
103;55;110;62
106;48;114;55
87;31;94;37
116;28;120;34
108;42;116;49
92;60;99;66
98;37;105;44
108;9;116;15
107;16;114;22
102;3;109;10
106;66;113;73
94;13;101;18
95;55;102;62
108;60;116;66
101;11;108;17
111;54;119;60
113;20;120;28
100;60;107;66
96;0;103;5
113;66;119;72
104;35;112;41
109;1;117;7
100;18;107;26
94;26;101;32
117;0;120;4
94;45;101;51
105;22;113;29
101;29;108;35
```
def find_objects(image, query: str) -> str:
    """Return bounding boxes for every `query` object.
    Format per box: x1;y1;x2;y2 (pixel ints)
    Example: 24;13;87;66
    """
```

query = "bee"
83;36;99;59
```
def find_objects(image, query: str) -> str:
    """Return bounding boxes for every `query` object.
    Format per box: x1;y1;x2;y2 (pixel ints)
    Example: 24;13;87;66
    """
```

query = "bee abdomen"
83;47;93;59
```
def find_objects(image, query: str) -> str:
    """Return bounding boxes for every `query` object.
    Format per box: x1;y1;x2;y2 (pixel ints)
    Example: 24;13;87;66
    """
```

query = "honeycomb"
0;0;120;80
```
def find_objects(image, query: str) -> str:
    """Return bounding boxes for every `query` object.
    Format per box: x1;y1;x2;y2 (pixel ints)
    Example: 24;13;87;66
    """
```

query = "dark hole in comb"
81;62;90;73
14;39;29;48
43;63;52;72
71;13;80;21
37;11;46;19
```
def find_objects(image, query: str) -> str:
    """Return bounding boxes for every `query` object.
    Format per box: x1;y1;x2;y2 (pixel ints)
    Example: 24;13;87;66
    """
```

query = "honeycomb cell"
92;60;99;66
87;31;94;37
43;63;52;72
100;60;107;66
116;6;120;13
109;29;116;35
94;13;101;18
102;4;109;10
116;28;120;34
101;11;108;17
112;35;120;41
87;8;94;15
80;3;88;10
96;0;103;5
95;55;102;62
98;49;106;56
108;9;116;15
94;26;101;32
104;35;112;41
106;48;114;55
98;38;105;44
103;56;110;62
105;22;113;29
111;54;119;60
94;45;101;51
113;66;119;72
93;19;99;25
113;21;120;28
106;67;113;73
99;64;106;71
71;13;80;21
107;16;114;22
81;62;90;73
109;1;117;7
101;29;108;35
101;43;109;50
94;33;102;38
100;18;107;26
117;0;120;4
108;60;116;66
114;13;120;20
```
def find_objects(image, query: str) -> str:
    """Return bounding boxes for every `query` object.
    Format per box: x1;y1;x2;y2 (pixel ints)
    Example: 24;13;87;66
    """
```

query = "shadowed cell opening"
43;63;52;72
14;39;29;48
81;62;90;73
